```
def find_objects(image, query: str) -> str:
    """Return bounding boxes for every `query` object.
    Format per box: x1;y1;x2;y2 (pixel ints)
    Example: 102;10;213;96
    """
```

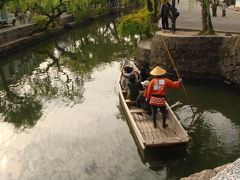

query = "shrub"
32;15;49;30
74;7;108;22
95;7;108;15
74;9;96;22
117;8;157;37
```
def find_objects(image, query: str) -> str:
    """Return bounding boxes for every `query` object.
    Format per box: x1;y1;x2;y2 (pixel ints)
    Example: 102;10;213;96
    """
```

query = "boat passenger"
121;65;134;90
138;62;151;81
136;80;151;114
127;74;142;101
144;66;182;128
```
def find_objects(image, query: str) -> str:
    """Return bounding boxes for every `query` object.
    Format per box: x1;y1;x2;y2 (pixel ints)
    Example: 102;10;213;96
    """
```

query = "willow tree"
0;0;11;10
25;0;69;33
200;0;215;34
7;0;30;14
67;0;89;12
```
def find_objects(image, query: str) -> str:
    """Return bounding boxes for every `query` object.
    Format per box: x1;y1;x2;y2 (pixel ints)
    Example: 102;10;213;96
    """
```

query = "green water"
0;17;239;180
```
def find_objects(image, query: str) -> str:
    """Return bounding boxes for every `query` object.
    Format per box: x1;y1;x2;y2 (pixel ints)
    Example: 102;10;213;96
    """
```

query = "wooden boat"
119;81;190;150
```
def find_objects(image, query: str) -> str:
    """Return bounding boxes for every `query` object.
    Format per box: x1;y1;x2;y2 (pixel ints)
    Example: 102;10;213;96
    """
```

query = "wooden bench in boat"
125;99;136;105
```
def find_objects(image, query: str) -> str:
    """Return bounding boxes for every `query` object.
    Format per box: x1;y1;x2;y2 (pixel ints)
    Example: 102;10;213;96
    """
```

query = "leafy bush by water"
74;7;108;22
117;8;157;37
32;15;49;29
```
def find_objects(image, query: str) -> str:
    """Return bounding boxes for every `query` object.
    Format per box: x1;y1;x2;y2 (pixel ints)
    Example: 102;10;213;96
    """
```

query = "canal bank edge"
134;31;240;89
0;5;136;59
0;15;74;59
181;158;240;180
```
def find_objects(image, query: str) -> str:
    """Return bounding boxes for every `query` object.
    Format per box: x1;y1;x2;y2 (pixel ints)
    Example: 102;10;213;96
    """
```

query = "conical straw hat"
150;66;166;76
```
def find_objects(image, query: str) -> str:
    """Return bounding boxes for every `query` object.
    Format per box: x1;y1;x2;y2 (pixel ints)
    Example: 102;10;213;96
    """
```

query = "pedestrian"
144;66;182;128
160;0;172;30
222;0;227;17
26;10;31;23
138;62;151;81
211;0;218;17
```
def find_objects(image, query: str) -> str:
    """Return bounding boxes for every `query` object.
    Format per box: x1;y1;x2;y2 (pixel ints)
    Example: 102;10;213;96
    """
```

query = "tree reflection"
0;55;43;130
0;17;137;129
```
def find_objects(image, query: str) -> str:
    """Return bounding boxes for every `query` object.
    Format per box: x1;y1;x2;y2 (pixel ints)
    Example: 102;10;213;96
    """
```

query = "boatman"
144;66;182;128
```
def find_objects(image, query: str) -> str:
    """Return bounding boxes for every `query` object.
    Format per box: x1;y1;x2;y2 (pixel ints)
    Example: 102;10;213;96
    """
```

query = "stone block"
181;169;217;180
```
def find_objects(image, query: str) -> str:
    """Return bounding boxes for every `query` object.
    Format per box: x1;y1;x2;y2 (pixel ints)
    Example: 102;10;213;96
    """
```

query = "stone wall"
0;24;35;45
219;36;240;88
0;15;74;58
0;27;65;58
135;32;240;87
59;14;74;26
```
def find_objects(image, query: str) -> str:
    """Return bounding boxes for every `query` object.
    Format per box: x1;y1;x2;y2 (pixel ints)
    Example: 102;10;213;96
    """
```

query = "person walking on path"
222;0;227;17
211;0;218;17
144;66;182;128
160;0;172;30
26;10;31;23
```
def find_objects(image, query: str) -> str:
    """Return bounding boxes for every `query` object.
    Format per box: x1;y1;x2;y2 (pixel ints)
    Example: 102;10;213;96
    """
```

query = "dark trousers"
161;16;169;30
212;8;217;16
151;105;167;126
222;10;226;17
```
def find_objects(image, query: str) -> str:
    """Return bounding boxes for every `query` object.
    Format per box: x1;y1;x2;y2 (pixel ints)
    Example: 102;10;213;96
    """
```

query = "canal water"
0;17;240;180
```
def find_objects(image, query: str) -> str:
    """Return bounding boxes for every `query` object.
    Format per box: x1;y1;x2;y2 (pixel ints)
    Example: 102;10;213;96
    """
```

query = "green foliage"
95;7;108;15
7;0;28;13
32;15;49;29
74;7;108;22
117;8;157;37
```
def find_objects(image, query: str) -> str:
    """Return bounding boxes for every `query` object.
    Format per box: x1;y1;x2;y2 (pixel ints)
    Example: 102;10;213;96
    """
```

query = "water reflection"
0;16;240;180
0;17;137;129
167;84;240;176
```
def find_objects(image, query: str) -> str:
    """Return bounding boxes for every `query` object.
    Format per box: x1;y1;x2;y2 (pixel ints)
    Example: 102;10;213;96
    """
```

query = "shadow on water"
140;145;188;166
0;16;138;130
136;145;189;179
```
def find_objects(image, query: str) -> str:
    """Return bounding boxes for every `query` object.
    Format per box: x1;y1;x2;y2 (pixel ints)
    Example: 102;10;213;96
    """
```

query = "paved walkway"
0;23;32;34
175;0;240;33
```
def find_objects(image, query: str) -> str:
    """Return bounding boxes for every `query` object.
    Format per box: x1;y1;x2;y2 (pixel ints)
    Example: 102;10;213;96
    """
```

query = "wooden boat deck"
120;85;190;149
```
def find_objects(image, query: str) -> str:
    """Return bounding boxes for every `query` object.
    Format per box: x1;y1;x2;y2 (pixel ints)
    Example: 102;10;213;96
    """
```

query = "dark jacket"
127;81;142;101
161;3;172;18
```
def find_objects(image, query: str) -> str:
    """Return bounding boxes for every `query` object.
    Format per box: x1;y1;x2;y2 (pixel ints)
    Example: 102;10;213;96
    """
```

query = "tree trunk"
200;0;215;34
201;0;208;33
206;0;214;34
0;0;7;10
147;0;153;12
153;0;158;22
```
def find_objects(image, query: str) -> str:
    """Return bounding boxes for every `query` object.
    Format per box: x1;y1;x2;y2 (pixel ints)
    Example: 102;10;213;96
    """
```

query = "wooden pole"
161;38;196;120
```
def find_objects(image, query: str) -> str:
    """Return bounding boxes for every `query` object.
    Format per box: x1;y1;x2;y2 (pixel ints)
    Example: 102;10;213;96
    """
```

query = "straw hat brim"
150;66;166;76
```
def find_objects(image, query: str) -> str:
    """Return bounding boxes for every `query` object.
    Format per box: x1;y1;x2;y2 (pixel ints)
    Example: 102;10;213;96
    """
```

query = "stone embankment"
181;158;240;180
0;6;128;58
135;31;240;89
0;15;74;58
